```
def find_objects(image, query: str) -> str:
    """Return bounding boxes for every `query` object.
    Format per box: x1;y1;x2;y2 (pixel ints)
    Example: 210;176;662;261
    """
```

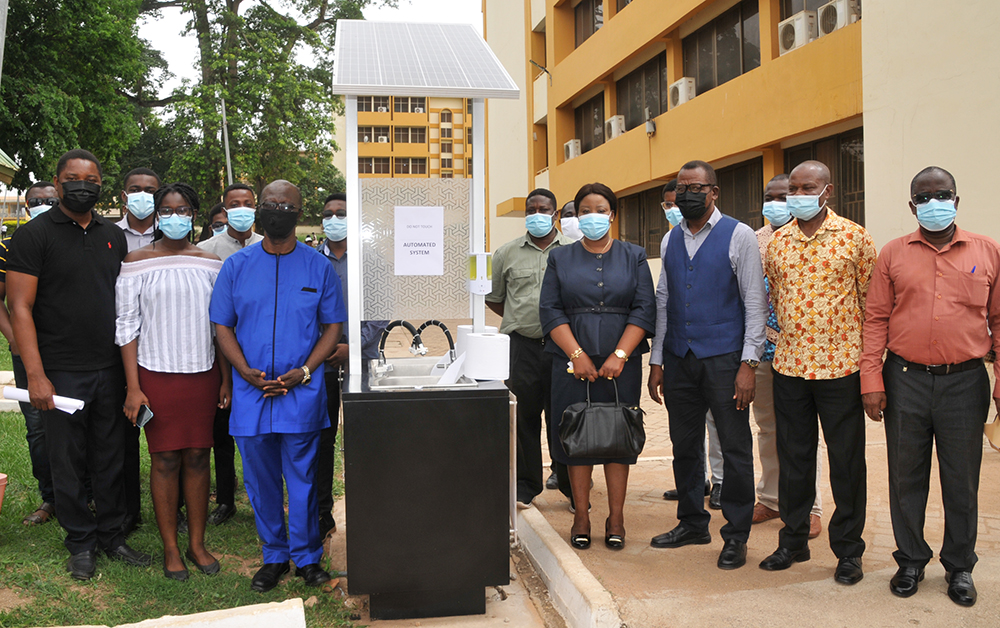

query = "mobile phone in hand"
135;404;154;428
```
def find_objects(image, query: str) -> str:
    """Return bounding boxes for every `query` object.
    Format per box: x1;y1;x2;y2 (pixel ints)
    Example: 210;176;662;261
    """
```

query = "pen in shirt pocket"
971;266;976;274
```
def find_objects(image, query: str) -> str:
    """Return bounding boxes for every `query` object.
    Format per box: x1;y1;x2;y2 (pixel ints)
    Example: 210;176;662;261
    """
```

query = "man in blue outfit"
647;160;768;570
211;179;346;592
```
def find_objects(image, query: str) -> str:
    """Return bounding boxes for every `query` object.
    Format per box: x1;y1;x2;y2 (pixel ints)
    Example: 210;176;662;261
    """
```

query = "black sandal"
605;518;625;550
570;533;591;550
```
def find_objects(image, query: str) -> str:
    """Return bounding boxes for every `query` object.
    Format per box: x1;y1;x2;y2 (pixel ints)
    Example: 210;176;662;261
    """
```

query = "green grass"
0;412;352;627
0;350;12;372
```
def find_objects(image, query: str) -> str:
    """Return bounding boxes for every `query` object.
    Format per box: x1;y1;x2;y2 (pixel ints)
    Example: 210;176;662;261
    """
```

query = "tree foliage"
1;0;395;223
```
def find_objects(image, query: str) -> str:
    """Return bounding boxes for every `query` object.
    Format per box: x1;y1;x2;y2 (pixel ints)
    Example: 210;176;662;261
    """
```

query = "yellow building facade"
485;0;1000;256
353;96;475;180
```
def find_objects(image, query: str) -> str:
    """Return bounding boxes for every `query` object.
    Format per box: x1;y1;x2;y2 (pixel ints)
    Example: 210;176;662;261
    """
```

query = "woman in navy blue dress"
539;183;656;551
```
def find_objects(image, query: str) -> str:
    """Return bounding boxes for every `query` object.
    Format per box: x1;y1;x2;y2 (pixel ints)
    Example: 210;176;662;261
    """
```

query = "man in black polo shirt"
7;149;151;580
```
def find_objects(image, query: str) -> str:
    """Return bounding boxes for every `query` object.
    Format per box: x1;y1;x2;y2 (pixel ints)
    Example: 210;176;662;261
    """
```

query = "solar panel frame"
331;20;520;100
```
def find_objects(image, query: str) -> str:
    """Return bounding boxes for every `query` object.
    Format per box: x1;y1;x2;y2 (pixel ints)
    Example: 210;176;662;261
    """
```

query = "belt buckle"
927;363;945;375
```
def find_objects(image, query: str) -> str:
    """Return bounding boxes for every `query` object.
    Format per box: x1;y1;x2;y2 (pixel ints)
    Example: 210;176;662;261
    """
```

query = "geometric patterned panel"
361;179;472;321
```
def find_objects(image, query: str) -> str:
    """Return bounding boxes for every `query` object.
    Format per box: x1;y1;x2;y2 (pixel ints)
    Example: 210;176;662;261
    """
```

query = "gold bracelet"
569;347;584;360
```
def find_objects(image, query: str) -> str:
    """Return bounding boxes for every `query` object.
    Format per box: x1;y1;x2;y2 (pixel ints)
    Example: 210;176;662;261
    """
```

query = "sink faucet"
416;320;457;364
376;320;424;376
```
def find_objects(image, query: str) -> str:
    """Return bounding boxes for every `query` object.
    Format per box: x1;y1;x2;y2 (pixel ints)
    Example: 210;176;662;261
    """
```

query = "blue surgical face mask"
560;217;583;241
664;207;683;227
525;213;553;238
29;204;53;219
159;214;193;240
762;201;791;227
915;199;957;233
787;186;829;222
226;207;256;233
578;213;611;241
212;225;226;236
323;216;347;242
126;192;156;220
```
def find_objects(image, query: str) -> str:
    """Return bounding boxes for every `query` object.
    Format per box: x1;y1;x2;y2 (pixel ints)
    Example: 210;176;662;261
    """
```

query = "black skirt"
548;356;643;466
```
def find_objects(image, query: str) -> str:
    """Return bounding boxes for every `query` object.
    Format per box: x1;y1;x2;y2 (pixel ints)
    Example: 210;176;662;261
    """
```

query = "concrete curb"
517;508;621;628
48;598;307;628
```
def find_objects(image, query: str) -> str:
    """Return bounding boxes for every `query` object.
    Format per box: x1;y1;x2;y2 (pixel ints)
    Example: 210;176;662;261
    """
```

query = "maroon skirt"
138;365;220;453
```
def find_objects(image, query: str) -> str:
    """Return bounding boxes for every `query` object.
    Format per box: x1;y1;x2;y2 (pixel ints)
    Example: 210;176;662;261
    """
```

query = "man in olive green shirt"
487;189;573;507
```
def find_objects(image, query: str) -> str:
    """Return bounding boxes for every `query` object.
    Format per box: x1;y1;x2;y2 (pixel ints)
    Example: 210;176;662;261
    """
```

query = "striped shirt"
115;255;223;373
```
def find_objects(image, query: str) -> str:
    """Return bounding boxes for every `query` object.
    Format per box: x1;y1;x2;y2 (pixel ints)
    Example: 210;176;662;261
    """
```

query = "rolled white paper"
455;324;498;358
3;386;85;414
464;332;510;380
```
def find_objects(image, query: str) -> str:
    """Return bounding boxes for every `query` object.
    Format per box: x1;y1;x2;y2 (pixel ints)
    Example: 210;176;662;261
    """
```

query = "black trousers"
212;406;237;506
663;350;754;542
883;355;988;572
507;332;553;503
773;369;866;557
43;367;128;554
317;366;342;521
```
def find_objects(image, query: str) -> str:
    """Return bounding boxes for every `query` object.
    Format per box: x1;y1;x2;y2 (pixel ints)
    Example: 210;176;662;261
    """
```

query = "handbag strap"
584;379;620;406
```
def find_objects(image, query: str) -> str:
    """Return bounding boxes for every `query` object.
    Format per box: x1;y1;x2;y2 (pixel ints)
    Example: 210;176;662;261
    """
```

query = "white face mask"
560;217;583;241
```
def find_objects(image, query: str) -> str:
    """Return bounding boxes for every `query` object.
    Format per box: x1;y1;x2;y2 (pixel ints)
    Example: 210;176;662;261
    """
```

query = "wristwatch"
742;359;760;369
614;349;628;360
300;365;312;384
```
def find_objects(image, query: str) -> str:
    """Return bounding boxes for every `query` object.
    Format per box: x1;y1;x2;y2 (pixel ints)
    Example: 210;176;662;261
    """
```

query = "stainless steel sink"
368;356;478;390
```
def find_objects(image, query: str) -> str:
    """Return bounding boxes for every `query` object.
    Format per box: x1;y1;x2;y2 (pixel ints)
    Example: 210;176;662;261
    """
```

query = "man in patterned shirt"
752;174;823;539
760;160;876;585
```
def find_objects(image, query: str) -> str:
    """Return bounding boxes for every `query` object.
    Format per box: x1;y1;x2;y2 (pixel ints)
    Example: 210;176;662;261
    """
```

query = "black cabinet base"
369;588;485;620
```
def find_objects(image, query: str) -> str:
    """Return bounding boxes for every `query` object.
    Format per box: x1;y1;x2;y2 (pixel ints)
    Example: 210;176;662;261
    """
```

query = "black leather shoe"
709;484;722;510
67;550;96;581
251;562;290;592
717;539;747;570
163;557;189;582
570;534;591;550
208;503;236;526
663;480;712;500
105;543;153;567
185;548;221;575
545;471;559;490
650;525;711;548
945;570;977;607
889;567;924;597
296;563;332;587
759;546;811;571
121;513;142;538
834;556;864;585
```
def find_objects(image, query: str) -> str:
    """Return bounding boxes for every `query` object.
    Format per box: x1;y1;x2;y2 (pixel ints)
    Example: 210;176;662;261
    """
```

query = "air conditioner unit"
669;78;696;109
377;106;388;113
779;10;818;55
604;115;626;140
564;139;581;161
377;136;388;143
818;0;860;37
413;107;424;113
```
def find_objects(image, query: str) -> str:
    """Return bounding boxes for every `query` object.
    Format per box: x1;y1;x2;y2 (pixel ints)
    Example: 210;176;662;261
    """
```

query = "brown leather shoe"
809;514;822;539
752;503;780;524
23;501;56;525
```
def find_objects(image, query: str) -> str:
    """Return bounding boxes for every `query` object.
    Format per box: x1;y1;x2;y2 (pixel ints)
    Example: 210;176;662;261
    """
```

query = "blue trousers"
236;431;323;566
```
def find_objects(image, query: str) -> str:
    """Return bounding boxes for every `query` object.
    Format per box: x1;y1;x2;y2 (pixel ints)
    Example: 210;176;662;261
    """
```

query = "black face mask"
60;181;102;214
259;208;298;239
676;190;709;221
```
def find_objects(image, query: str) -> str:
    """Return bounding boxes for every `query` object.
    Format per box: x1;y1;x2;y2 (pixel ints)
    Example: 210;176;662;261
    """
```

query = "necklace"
581;237;612;255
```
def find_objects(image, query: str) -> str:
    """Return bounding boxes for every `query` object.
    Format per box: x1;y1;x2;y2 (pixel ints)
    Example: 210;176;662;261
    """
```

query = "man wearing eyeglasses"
860;167;1000;607
762;160;876;585
0;182;59;528
211;180;346;593
648;161;767;570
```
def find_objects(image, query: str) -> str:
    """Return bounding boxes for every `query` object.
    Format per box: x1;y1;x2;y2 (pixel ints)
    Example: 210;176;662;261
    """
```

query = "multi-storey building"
349;96;475;180
483;0;1000;257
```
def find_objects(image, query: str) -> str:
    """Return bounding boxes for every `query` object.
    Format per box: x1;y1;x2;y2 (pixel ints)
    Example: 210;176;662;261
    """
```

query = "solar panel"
332;20;519;100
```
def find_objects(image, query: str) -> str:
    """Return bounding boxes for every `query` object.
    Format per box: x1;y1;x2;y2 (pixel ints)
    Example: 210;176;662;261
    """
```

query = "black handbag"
559;380;645;459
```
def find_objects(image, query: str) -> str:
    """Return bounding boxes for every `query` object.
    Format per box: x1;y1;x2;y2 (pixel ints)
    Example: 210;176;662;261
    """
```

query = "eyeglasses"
912;190;955;205
157;206;194;217
258;202;299;213
660;201;677;210
675;183;715;194
210;221;227;231
27;197;59;208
